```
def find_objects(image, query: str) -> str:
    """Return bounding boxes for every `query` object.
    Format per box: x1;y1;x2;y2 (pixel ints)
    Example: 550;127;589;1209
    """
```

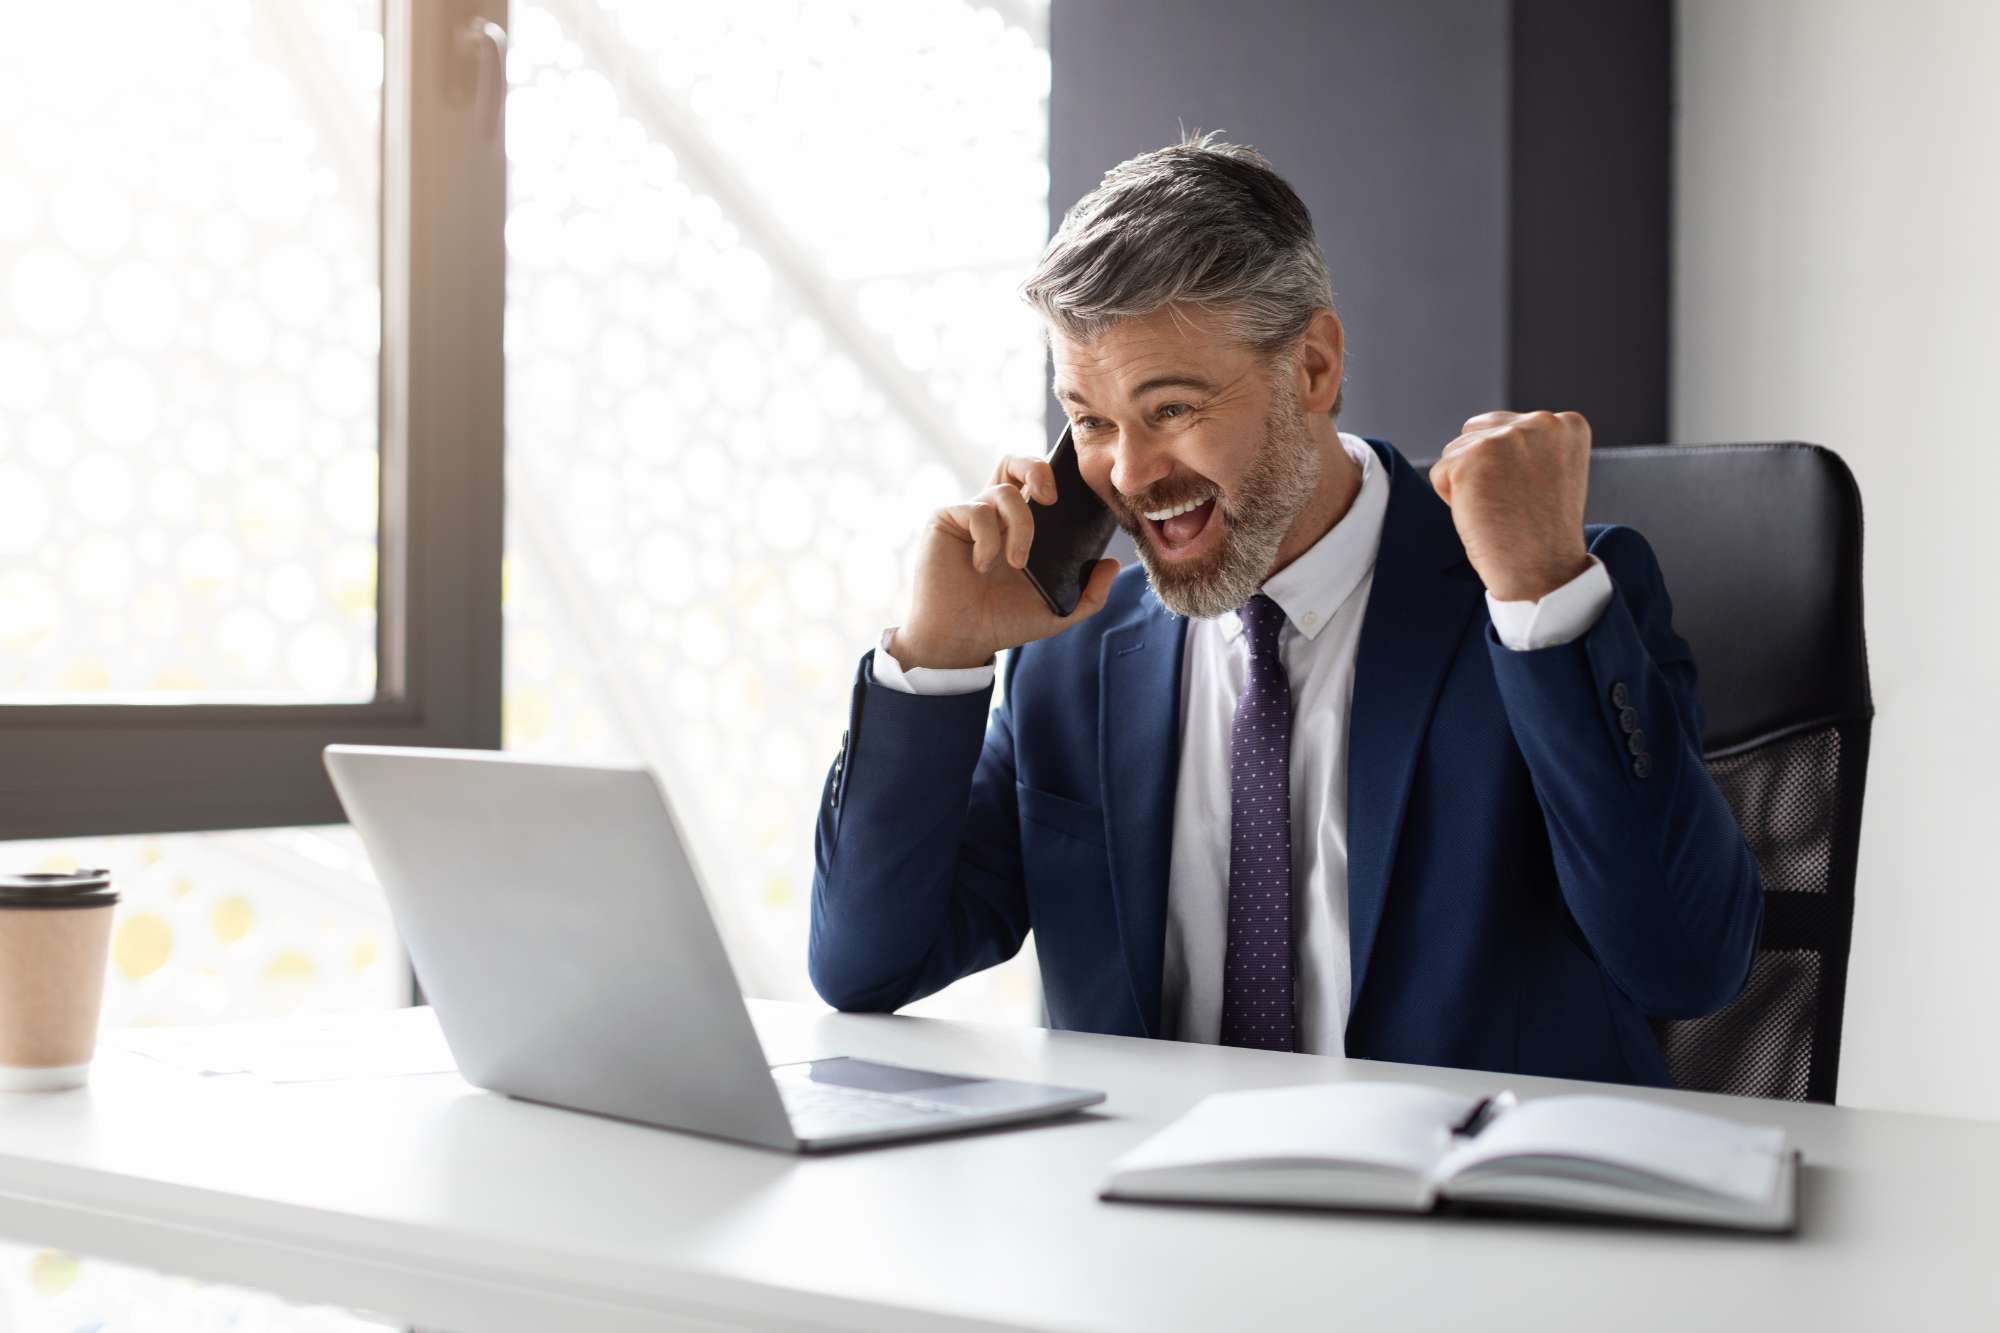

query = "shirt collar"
1222;433;1390;644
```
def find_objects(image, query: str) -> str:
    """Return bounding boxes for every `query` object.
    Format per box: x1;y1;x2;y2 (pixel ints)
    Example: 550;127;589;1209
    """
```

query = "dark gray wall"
1508;0;1671;446
1047;0;1669;454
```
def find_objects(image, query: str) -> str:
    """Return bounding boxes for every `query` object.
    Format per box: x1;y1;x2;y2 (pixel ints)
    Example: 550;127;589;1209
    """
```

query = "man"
808;134;1761;1086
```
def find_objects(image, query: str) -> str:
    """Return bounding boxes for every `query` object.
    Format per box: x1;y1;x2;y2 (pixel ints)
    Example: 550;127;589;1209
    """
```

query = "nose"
1109;430;1171;499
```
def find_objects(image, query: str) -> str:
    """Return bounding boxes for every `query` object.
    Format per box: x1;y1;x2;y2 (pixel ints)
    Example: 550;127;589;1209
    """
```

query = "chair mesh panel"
1652;725;1855;1101
1706;726;1839;894
1656;950;1821;1101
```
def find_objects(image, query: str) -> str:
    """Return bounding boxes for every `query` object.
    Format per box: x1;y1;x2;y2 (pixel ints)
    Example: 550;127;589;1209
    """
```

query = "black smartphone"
1021;423;1118;617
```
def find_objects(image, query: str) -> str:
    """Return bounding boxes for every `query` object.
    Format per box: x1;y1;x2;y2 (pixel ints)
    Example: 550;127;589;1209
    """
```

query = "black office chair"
1584;442;1872;1103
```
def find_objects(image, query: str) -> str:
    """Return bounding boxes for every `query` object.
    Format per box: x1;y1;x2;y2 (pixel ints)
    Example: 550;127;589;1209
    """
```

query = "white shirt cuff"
869;628;996;696
1485;556;1613;651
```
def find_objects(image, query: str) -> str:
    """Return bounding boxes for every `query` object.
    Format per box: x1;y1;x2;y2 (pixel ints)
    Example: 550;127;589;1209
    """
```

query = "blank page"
1111;1081;1478;1176
1435;1095;1787;1203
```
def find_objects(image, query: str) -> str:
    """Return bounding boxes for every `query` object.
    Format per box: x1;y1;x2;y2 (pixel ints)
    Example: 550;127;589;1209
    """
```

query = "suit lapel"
1346;440;1486;1014
1098;588;1187;1038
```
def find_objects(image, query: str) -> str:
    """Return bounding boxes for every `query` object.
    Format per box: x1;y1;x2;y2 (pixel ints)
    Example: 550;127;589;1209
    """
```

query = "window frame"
0;0;508;840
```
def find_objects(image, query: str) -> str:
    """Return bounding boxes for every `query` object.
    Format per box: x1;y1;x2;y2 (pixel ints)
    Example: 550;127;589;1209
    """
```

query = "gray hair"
1021;131;1339;407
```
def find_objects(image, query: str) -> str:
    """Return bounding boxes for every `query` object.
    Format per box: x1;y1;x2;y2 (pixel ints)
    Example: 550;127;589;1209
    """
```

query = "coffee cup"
0;870;119;1091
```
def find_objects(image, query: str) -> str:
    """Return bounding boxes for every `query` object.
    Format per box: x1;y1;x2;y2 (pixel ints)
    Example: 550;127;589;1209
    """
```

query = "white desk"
0;1001;1992;1332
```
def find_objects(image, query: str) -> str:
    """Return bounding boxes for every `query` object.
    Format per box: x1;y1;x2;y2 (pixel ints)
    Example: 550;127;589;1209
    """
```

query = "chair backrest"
1583;443;1872;1103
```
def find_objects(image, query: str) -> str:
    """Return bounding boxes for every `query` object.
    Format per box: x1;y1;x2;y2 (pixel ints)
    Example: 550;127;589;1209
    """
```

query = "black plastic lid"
0;891;118;909
0;869;117;909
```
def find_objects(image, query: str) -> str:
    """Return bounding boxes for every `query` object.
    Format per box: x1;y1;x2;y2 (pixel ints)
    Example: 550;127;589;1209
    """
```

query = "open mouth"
1142;495;1221;559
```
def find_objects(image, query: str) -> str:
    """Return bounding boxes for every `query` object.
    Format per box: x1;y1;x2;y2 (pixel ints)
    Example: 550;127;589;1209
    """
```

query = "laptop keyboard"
777;1080;975;1139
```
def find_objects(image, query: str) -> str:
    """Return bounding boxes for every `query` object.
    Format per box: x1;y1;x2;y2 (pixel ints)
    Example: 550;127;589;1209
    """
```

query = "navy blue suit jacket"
809;439;1763;1086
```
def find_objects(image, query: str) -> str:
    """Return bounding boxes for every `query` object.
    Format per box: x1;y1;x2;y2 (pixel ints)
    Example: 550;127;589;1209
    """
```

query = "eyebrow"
1054;374;1220;410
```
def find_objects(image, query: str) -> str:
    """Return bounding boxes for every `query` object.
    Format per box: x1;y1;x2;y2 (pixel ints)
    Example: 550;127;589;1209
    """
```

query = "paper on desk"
101;1005;458;1083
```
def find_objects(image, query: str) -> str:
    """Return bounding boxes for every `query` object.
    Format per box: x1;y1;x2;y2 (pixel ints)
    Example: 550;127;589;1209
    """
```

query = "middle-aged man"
807;134;1762;1086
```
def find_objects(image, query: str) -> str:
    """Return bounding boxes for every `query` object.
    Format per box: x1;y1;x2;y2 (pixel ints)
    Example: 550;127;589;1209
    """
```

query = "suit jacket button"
1618;706;1640;734
831;730;850;806
1610;681;1630;708
1627;729;1647;756
1632;754;1652;778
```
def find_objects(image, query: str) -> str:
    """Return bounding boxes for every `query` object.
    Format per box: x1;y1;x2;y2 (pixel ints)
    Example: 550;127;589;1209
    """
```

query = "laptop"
322;745;1105;1152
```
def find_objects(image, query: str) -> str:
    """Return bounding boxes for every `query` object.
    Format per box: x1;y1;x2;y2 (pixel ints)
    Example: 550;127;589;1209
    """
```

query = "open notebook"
1102;1082;1796;1232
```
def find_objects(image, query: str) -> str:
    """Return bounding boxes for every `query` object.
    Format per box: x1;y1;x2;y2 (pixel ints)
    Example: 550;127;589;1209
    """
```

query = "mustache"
1110;478;1222;523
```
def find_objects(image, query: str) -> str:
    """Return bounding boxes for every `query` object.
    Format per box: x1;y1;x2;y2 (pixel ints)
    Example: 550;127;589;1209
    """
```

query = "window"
0;0;503;840
1;2;383;706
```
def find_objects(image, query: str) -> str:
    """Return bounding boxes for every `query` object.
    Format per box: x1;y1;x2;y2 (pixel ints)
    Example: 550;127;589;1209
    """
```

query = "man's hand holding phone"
888;438;1120;671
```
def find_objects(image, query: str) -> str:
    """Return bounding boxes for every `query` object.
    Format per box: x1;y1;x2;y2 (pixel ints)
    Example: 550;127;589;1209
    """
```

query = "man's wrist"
1482;550;1594;603
873;628;995;696
886;626;995;672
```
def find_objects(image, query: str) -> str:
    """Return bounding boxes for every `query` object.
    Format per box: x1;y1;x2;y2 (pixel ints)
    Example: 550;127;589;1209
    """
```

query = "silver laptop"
322;745;1104;1152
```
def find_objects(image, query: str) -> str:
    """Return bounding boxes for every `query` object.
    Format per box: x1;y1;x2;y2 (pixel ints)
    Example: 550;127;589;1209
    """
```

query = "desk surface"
0;1001;1993;1332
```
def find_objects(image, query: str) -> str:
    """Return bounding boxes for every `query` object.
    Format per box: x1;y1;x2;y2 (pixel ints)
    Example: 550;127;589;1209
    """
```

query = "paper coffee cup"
0;871;118;1092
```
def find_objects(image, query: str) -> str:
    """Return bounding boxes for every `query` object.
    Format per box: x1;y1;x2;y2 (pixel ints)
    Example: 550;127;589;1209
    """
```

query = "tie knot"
1239;592;1286;655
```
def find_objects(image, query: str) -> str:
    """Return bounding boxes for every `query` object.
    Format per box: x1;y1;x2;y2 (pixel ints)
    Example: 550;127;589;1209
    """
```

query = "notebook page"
1110;1081;1477;1176
103;1006;457;1082
1435;1094;1786;1203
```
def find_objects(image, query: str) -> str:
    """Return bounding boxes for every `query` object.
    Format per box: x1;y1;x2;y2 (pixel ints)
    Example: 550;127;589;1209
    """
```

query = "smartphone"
1021;424;1118;617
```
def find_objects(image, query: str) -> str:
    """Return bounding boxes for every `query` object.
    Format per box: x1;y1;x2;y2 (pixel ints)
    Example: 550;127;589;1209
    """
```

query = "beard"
1109;377;1322;619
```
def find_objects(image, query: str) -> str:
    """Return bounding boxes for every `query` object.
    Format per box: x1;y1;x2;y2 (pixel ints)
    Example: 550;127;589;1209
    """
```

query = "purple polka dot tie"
1221;593;1296;1051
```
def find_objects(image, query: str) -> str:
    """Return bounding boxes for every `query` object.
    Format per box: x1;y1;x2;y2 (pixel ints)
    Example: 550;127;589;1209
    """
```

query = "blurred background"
0;0;1994;1323
0;0;1052;1042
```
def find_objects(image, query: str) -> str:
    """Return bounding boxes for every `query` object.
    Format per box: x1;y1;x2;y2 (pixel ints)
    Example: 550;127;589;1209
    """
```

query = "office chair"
1584;442;1872;1103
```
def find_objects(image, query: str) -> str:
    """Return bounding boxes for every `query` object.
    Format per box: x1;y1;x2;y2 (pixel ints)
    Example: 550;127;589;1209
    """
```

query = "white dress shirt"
872;434;1613;1053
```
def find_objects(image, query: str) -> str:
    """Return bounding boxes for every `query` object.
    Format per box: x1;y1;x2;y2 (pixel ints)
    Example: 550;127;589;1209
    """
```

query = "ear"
1293;309;1344;415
